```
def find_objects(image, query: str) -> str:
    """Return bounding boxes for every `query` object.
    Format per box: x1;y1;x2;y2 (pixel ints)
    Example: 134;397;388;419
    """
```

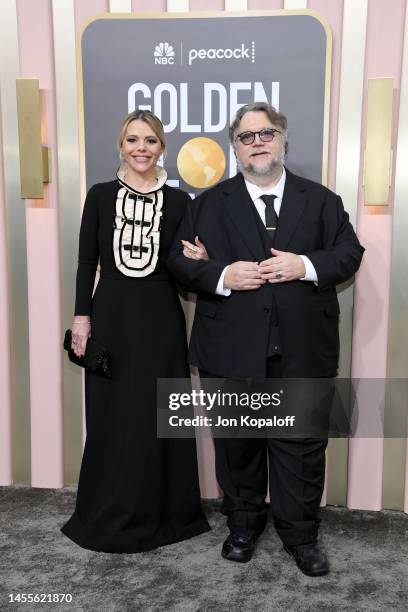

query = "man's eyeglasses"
235;128;283;146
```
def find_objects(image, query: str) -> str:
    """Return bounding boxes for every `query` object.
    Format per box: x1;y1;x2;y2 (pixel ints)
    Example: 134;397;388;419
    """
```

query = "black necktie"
260;194;278;239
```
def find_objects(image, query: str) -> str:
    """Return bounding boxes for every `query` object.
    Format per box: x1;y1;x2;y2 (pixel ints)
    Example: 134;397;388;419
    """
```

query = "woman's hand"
71;316;91;357
181;236;209;261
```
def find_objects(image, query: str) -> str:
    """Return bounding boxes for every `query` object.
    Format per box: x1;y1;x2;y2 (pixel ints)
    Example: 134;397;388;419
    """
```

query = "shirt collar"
116;165;167;194
244;167;286;203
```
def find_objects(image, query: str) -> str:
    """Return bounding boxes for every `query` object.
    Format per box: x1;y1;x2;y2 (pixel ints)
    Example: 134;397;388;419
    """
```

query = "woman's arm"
71;185;99;356
181;236;209;261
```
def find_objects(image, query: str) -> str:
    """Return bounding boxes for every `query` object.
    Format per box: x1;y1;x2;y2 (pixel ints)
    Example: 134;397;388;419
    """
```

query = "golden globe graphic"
177;137;226;189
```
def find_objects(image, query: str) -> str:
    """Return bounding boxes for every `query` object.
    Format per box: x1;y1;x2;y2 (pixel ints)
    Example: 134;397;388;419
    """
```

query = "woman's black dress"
61;171;210;553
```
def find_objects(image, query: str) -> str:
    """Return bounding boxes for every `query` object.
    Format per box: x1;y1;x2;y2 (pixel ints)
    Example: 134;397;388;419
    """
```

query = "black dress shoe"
222;532;260;563
283;542;330;577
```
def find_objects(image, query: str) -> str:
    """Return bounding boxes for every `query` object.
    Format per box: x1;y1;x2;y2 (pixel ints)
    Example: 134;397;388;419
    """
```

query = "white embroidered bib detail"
113;167;167;278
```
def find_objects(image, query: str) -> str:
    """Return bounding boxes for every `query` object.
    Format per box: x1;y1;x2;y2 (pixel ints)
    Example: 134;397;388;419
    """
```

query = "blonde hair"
117;110;166;152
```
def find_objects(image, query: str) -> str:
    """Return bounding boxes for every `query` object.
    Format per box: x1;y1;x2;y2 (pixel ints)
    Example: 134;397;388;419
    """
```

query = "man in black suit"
167;102;364;576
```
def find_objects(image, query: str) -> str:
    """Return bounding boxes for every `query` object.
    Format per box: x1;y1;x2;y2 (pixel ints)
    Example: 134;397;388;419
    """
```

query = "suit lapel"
222;174;266;261
275;169;308;251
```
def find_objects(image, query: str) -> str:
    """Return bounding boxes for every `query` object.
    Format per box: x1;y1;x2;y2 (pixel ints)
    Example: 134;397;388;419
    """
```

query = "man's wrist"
216;266;231;296
299;255;318;282
298;256;306;279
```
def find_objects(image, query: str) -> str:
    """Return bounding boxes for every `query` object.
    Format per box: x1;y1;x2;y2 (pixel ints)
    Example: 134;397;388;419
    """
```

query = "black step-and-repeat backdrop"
80;13;331;195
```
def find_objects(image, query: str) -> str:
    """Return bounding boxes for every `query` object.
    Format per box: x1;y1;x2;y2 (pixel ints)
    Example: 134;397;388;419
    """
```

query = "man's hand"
259;248;306;283
224;261;266;291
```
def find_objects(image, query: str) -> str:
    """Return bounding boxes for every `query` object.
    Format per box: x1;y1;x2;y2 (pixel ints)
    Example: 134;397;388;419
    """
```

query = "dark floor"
1;486;407;611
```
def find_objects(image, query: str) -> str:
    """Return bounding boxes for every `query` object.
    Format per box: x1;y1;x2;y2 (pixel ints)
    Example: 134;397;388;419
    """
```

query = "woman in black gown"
61;110;210;553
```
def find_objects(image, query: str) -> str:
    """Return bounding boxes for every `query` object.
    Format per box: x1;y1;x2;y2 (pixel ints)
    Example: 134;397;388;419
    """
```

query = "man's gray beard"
237;156;284;179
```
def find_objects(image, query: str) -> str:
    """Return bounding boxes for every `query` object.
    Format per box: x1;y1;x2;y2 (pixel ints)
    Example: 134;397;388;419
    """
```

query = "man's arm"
259;193;364;287
167;197;228;295
167;197;266;294
305;195;364;289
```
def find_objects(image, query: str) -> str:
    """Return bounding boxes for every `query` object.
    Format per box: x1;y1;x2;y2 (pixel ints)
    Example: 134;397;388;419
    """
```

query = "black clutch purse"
63;329;112;379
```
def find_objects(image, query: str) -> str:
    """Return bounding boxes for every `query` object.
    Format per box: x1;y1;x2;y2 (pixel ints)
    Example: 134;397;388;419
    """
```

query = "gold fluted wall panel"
326;0;368;506
51;0;83;484
0;0;31;484
383;3;408;511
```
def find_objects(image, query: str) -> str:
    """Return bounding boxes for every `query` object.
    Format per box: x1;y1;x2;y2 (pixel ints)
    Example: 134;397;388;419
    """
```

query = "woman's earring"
118;155;128;180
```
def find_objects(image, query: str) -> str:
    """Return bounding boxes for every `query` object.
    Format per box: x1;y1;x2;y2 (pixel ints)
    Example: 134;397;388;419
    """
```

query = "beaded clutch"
63;330;112;379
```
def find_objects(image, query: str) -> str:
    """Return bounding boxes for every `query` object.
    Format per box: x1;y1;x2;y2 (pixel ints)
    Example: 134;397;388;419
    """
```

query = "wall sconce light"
16;78;51;199
363;78;393;206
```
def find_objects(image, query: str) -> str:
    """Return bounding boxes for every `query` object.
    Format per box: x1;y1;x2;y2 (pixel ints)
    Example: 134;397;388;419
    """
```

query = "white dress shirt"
215;168;318;296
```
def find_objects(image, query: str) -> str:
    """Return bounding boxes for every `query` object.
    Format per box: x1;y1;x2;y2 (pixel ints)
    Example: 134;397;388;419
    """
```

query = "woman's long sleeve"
74;185;99;316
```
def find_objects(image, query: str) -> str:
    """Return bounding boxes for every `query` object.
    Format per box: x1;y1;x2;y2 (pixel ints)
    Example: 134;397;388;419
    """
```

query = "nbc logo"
154;42;175;65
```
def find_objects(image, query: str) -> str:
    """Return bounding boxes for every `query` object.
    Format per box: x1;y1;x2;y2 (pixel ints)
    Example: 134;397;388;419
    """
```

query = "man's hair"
229;102;288;144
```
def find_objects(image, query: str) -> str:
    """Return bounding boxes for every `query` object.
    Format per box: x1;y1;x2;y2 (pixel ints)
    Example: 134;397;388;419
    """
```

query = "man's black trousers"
200;357;328;546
